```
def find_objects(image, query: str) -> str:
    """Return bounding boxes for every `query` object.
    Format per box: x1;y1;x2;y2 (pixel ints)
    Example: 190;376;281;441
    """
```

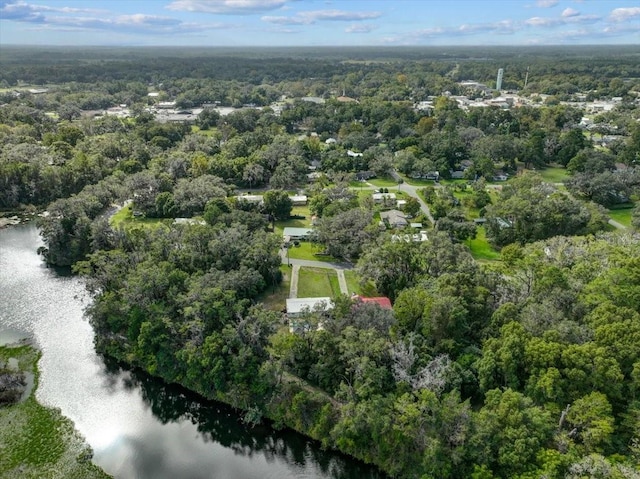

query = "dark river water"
0;223;384;479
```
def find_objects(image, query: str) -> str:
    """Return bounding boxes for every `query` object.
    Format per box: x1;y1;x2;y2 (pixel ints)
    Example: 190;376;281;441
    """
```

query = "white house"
235;194;264;205
286;297;333;332
289;195;308;206
283;227;314;241
372;192;396;204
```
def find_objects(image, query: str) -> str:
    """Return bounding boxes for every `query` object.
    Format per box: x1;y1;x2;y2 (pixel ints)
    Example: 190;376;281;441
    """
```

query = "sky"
0;0;638;47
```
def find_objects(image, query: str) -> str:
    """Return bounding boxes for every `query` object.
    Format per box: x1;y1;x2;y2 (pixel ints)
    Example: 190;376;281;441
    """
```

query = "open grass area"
256;264;291;312
274;206;313;236
608;204;634;228
399;175;441;186
0;345;111;479
465;226;501;262
109;204;170;231
285;241;338;262
368;177;400;187
536;167;570;183
297;267;341;298
344;270;380;297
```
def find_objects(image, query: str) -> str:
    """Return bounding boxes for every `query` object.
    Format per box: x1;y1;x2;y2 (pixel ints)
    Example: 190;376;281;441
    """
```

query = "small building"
353;295;393;310
235;194;264;205
290;195;308;206
283;227;314;241
355;170;376;181
156;101;177;109
286;297;332;317
287;297;333;332
301;96;325;104
307;171;323;182
372;192;397;204
380;209;408;228
396;199;407;210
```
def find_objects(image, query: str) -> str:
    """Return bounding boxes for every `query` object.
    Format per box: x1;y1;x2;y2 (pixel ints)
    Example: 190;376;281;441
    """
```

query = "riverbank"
0;209;39;229
0;344;111;479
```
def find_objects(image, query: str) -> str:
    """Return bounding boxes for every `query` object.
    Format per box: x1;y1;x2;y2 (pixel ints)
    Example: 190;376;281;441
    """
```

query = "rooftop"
286;297;332;315
358;296;393;310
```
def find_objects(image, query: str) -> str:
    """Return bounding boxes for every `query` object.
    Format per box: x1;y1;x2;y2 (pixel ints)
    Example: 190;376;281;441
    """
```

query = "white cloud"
260;15;306;25
0;1;234;35
609;7;640;22
262;9;381;25
536;0;559;7
525;12;599;28
564;14;600;24
345;23;376;34
525;16;559;27
166;0;288;15
561;8;579;18
603;23;640;36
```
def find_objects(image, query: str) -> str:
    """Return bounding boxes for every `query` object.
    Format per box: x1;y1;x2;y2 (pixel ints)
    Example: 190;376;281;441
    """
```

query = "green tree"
262;189;292;220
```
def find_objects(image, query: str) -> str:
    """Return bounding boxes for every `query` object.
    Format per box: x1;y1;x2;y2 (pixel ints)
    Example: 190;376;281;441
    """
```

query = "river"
0;223;384;479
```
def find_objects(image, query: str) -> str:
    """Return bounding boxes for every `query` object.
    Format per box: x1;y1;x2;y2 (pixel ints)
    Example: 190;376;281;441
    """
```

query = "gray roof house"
283;227;314;241
380;209;408;228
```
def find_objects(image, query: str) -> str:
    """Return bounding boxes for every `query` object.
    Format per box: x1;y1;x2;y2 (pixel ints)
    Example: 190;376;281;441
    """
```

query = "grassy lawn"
465;226;501;262
368;177;401;187
608;204;634;227
285;241;338;262
109;204;170;230
399;175;442;186
344;270;380;297
256;264;291;312
297;267;341;298
190;125;218;136
536;167;570;183
0;345;110;479
274;206;313;236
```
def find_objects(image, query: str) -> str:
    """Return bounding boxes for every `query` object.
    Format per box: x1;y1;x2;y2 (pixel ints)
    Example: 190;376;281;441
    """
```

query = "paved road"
395;181;435;224
363;170;435;223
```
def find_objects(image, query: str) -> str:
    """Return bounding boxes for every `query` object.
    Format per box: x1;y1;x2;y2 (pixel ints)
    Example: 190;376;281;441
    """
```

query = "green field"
297;267;342;298
536;167;570;183
109;204;170;230
608;205;634;228
399;175;442;186
344;270;379;297
0;345;111;479
368;177;401;187
285;241;338;262
465;226;501;261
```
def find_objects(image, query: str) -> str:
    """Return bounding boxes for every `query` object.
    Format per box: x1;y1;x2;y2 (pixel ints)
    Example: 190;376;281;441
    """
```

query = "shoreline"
0;343;111;478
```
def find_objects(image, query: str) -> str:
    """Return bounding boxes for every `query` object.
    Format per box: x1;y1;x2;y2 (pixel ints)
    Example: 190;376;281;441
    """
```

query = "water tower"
496;68;504;91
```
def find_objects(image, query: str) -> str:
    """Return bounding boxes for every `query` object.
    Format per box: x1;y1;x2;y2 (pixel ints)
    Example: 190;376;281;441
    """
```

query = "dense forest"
1;46;640;478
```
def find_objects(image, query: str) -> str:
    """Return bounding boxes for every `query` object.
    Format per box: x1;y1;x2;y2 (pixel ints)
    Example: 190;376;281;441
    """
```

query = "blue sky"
0;0;638;46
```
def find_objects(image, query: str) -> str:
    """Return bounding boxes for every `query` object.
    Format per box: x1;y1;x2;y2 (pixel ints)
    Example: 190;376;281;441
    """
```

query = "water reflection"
102;357;384;479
